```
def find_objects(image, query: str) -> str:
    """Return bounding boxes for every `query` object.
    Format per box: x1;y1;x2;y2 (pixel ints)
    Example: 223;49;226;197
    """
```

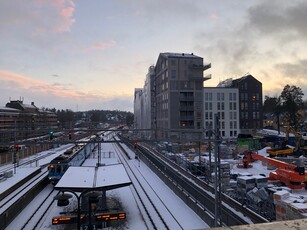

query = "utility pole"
214;113;222;227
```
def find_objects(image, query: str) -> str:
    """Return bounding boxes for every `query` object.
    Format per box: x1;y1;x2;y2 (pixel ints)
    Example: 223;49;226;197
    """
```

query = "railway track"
113;142;184;230
19;186;58;230
140;143;269;225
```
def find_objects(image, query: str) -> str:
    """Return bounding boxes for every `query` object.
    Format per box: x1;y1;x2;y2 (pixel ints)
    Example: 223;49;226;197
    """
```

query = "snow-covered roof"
0;106;20;112
55;164;132;192
160;52;200;58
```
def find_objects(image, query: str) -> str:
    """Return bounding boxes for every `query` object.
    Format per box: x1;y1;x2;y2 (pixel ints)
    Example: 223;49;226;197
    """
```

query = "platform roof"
55;164;131;192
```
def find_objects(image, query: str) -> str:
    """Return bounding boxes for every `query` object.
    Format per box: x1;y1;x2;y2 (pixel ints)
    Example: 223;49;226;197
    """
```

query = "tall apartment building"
134;66;155;131
134;52;211;139
203;87;240;139
217;74;263;134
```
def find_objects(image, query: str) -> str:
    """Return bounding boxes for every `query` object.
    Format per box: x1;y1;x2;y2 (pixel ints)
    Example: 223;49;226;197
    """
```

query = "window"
233;93;237;100
229;102;232;110
171;70;176;78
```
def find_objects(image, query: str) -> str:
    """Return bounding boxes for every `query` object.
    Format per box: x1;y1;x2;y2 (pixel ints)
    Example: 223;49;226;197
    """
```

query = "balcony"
180;115;194;120
179;96;194;101
189;63;211;71
179;106;194;111
189;73;212;82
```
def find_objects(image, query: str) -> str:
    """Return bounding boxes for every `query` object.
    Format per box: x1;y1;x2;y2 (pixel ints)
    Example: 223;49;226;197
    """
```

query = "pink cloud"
209;12;220;20
0;70;89;98
34;0;76;33
81;40;117;52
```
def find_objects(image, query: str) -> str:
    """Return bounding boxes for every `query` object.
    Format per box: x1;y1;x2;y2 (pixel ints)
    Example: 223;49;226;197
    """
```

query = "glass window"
171;70;176;78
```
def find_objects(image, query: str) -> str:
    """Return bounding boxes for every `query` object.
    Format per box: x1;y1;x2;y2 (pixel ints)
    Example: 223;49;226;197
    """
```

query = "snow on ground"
2;142;209;229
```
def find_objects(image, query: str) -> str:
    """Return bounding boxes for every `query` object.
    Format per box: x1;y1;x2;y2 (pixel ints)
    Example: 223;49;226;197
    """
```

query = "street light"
53;189;102;229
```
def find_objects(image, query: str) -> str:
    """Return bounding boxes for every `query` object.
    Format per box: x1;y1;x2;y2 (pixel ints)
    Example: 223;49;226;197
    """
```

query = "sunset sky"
1;0;307;112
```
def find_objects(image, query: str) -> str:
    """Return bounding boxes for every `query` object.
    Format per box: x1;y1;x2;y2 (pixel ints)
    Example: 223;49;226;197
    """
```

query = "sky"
1;0;307;112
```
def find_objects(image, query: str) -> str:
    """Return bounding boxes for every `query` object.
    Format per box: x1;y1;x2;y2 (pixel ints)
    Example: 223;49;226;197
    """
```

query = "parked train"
48;136;96;184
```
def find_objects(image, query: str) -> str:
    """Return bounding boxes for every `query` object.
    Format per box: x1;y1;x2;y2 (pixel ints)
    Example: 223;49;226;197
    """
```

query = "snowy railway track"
113;142;184;230
20;186;58;230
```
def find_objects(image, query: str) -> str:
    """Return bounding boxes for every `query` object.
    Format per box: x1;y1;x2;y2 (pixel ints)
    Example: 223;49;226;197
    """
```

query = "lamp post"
54;190;80;229
54;189;101;230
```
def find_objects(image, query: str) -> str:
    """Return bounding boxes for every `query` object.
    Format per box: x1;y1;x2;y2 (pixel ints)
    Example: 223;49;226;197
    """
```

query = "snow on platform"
0;167;41;194
55;164;132;192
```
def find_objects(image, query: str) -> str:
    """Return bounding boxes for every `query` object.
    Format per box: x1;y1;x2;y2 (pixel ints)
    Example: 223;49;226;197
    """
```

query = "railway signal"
50;130;54;140
133;141;138;150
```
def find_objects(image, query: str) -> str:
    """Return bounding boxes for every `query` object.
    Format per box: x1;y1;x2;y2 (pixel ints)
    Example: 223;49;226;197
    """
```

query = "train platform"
55;163;131;192
0;167;41;201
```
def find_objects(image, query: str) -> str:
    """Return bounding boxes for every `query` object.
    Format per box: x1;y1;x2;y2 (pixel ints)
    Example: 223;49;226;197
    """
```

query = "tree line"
42;108;134;129
263;84;306;131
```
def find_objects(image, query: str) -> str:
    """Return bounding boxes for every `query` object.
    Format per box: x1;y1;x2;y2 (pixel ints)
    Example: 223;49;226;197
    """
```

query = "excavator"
285;126;307;154
250;153;307;189
266;126;307;157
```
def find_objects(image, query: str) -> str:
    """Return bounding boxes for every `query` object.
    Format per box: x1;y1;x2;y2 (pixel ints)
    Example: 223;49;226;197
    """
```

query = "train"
48;135;97;184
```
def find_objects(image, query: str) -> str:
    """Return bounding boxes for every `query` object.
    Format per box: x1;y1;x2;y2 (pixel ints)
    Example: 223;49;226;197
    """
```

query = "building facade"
203;87;240;139
134;52;211;140
0;100;58;144
217;74;263;134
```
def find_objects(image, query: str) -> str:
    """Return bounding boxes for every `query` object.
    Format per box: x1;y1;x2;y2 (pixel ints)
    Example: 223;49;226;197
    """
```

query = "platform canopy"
55;164;132;192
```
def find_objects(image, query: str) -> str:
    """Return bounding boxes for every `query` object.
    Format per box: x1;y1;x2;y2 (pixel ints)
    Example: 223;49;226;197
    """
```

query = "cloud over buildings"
0;0;306;112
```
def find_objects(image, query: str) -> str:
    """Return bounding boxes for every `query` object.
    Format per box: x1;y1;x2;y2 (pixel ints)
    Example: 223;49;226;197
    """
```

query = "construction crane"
251;153;307;189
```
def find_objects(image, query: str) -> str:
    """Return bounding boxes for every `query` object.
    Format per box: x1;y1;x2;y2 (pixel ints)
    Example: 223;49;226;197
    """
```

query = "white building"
203;87;239;139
